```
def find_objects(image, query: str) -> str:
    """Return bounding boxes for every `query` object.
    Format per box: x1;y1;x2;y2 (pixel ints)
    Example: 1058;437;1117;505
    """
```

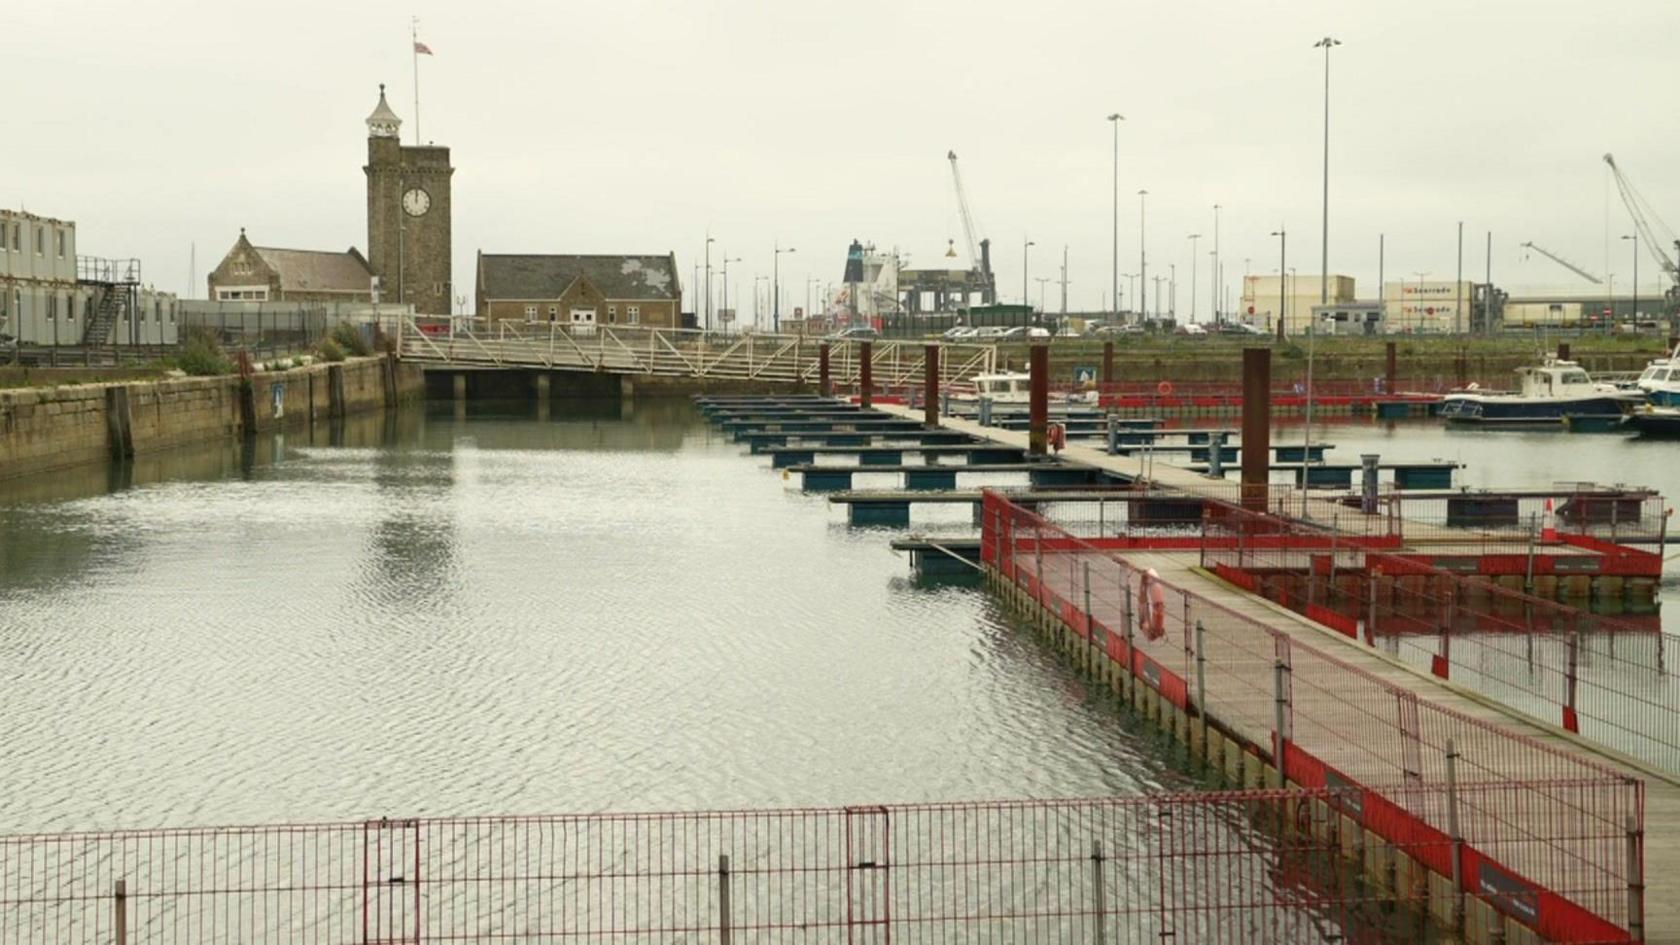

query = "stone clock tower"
364;84;454;314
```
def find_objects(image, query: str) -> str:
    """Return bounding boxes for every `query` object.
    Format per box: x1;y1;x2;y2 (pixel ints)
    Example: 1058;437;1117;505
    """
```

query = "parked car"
942;325;976;340
826;326;880;341
999;326;1052;340
1216;321;1264;336
971;326;1009;339
1092;323;1145;337
1177;323;1208;336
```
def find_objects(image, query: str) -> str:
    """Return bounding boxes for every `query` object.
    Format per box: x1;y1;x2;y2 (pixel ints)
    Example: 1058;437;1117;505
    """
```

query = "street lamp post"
1212;204;1222;324
1622;233;1639;323
1035;277;1051;314
1313;36;1341;308
704;235;715;331
1270;229;1287;337
719;254;740;330
1187;234;1201;322
1138;189;1149;320
774;243;796;333
1022;237;1036;313
1108;113;1124;322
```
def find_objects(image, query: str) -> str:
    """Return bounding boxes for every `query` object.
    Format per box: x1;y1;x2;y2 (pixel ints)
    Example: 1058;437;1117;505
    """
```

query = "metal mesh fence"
0;787;1610;945
980;490;1643;942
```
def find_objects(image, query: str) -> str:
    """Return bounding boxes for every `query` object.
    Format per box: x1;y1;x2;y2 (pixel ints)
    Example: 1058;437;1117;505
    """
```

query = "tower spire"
366;83;402;139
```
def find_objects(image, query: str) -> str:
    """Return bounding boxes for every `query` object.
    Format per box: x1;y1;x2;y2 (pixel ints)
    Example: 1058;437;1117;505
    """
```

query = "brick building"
206;229;374;303
205;85;453;313
475;253;682;329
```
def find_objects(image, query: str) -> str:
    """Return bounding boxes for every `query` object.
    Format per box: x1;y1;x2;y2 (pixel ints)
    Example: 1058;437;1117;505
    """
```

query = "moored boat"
1438;358;1643;427
1625;403;1680;437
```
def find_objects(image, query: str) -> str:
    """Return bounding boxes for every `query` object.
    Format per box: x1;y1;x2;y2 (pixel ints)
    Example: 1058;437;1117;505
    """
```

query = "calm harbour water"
0;400;1183;834
2;402;1673;834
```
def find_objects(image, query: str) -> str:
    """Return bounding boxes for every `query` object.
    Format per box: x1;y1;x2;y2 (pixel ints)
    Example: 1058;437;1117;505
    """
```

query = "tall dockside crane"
1519;242;1603;284
947;151;996;304
1603;154;1680;312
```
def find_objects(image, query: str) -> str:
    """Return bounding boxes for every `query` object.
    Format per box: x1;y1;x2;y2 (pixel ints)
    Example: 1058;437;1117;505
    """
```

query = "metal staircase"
75;257;140;346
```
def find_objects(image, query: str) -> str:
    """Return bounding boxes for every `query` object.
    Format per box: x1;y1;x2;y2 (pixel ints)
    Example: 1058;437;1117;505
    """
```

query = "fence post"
113;879;127;945
1525;511;1538;593
1090;838;1107;945
1082;561;1095;669
1445;738;1465;934
1194;620;1208;751
718;854;732;945
1366;569;1378;646
1034;526;1045;604
1123;579;1137;705
1627;814;1645;942
1272;659;1289;789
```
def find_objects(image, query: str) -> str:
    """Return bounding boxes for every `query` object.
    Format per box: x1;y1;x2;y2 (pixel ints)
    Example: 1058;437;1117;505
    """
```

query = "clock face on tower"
402;188;431;217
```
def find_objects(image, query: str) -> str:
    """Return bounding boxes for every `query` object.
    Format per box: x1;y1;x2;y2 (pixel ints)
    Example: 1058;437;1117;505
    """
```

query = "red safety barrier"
981;489;1645;942
1197;494;1679;778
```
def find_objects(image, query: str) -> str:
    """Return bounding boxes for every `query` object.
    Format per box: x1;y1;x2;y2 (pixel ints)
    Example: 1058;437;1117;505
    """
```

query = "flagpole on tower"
411;16;421;145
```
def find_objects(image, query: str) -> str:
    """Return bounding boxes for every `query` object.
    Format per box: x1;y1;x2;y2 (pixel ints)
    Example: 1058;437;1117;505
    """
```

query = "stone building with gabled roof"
207;229;374;302
475;252;682;329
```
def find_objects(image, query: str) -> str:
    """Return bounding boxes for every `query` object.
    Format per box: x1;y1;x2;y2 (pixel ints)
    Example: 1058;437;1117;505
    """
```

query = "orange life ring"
1137;569;1167;640
1048;423;1067;451
1157;380;1174;397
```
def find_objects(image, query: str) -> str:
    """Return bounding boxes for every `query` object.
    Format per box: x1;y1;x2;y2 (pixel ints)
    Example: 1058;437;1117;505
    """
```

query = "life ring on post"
1157;380;1174;397
1138;568;1167;641
1048;423;1067;452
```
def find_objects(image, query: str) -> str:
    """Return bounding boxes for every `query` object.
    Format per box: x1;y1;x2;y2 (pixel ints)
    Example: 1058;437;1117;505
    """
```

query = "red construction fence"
979;490;1644;943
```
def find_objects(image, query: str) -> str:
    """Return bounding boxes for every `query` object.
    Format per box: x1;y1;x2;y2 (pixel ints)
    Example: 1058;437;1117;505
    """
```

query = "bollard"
1207;431;1226;480
1106;414;1120;455
1361;453;1379;515
1445;739;1464;934
818;343;832;397
940;390;951;418
718;854;732;945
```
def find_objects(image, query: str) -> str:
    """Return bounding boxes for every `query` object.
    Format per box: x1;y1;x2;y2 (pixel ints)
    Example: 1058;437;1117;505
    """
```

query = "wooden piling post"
1241;348;1271;511
1028;343;1049;455
924;344;939;429
858;342;873;408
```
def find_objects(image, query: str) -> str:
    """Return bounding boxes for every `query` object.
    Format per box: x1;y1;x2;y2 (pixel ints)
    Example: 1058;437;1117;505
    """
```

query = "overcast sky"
8;1;1678;316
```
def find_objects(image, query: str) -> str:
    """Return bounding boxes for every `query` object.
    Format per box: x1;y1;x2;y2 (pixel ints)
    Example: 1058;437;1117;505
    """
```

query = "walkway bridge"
397;318;999;387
